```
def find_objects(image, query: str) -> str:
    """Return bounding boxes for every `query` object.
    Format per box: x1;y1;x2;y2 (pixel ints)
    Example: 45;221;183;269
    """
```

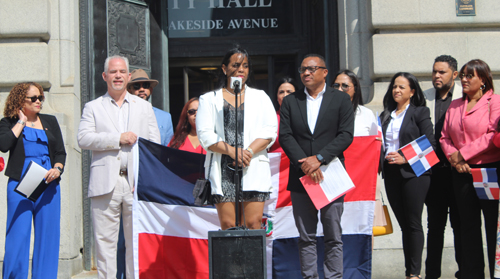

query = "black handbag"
193;151;214;206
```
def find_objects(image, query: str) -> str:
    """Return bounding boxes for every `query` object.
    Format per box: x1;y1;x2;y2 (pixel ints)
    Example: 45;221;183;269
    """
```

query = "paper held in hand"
14;161;49;202
300;157;355;210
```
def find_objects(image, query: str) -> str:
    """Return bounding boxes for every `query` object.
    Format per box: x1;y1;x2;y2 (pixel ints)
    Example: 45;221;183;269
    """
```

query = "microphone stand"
232;81;244;230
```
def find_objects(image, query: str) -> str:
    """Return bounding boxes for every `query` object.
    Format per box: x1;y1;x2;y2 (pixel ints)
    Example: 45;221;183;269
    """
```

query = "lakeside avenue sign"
167;0;293;38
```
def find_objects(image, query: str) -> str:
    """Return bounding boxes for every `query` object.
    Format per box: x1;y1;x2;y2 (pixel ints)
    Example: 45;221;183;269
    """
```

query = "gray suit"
78;92;160;279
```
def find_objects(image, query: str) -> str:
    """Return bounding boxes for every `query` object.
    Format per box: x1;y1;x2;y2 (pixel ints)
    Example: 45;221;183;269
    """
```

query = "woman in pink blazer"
440;59;500;279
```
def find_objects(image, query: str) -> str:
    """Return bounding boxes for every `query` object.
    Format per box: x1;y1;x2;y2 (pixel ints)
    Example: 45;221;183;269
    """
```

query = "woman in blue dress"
0;82;66;279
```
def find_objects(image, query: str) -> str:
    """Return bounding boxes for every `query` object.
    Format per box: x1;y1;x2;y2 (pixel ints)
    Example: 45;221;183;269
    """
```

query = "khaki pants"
91;174;134;279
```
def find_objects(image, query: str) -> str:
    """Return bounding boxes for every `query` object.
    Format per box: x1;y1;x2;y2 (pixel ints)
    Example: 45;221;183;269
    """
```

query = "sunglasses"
332;83;352;91
187;109;197;116
132;82;151;90
26;95;45;102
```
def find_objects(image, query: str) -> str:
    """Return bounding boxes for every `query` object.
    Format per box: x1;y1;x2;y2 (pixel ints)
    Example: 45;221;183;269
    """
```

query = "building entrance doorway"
168;54;297;126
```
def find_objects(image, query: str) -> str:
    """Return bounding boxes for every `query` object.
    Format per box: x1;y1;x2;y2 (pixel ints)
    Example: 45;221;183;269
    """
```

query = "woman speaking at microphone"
0;82;66;278
380;72;435;279
197;46;277;230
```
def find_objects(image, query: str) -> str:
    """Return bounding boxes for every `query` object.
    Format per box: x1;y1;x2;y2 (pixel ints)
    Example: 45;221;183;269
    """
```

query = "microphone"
230;77;242;94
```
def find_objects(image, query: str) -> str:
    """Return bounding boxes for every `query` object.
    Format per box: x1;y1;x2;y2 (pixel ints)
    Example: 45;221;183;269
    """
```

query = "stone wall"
0;0;83;278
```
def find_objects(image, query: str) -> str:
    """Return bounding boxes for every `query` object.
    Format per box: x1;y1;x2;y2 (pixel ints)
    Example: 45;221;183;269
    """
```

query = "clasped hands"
299;156;323;184
228;147;253;168
448;151;470;174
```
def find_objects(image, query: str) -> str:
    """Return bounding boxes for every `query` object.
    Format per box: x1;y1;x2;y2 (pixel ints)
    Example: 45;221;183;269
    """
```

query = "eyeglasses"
298;66;327;74
459;73;474;80
132;82;151;90
26;95;45;102
187;109;197;116
332;83;351;91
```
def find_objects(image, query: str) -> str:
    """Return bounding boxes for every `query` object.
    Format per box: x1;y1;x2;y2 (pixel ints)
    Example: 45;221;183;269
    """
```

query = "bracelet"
246;147;254;156
17;120;26;126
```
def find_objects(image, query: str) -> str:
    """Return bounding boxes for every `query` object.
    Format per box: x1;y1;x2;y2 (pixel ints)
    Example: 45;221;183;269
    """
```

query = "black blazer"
279;86;354;192
380;104;435;178
0;114;66;181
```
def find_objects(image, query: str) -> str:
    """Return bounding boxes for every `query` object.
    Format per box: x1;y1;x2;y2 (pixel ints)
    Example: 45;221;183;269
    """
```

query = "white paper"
15;161;48;197
319;157;355;200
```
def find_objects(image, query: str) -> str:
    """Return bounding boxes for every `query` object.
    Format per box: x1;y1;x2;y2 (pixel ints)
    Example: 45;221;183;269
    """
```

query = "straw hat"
128;69;159;90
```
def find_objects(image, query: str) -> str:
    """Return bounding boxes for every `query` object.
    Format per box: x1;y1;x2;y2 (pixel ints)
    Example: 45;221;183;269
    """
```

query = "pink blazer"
440;90;500;165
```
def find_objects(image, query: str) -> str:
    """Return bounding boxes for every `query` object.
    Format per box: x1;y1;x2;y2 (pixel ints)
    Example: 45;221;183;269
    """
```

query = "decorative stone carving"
108;0;150;70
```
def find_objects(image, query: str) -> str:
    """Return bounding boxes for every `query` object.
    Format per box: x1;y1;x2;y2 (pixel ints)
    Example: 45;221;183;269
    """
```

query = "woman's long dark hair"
332;70;363;113
169;97;199;149
216;46;253;89
381;72;426;125
275;76;298;109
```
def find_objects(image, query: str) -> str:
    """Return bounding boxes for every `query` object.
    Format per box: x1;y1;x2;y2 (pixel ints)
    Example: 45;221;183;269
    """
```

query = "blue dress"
3;127;61;279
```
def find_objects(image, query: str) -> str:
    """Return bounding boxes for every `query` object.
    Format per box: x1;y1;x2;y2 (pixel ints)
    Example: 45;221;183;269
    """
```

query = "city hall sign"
167;0;293;38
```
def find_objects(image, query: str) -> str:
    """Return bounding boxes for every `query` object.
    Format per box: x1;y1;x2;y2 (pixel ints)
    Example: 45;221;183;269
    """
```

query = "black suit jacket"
0;114;67;180
380;104;435;178
279;86;355;193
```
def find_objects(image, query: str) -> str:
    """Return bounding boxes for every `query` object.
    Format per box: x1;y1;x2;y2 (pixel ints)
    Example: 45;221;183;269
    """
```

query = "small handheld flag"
471;168;499;200
400;135;439;177
377;113;385;152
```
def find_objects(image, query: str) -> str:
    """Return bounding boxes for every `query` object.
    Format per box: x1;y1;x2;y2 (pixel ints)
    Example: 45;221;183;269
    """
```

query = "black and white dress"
212;100;270;204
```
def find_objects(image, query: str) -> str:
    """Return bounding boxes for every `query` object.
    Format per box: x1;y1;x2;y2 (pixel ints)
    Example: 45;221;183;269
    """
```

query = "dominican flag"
133;136;379;278
400;135;439;177
471;168;499;200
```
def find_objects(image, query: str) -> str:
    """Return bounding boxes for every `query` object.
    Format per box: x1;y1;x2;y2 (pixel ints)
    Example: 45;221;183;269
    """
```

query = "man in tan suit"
78;56;161;279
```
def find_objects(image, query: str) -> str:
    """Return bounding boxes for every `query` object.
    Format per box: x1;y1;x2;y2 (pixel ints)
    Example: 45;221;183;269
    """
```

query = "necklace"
224;87;245;96
31;122;35;127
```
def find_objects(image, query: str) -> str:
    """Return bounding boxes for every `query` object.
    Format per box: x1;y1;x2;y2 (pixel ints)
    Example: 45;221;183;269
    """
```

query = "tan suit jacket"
78;92;161;197
423;83;462;125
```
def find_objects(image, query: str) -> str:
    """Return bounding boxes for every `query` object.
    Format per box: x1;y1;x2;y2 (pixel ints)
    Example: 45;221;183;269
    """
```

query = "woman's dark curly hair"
169;97;199;149
4;82;44;118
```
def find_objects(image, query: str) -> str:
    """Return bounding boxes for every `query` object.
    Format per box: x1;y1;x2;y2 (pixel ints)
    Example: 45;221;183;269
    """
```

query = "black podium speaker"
208;229;267;279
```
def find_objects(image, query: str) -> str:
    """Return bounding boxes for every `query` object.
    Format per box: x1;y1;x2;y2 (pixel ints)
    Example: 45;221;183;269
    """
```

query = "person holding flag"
380;72;435;279
440;59;500;279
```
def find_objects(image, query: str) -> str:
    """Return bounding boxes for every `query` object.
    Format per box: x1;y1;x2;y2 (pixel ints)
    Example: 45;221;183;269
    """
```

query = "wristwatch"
316;154;325;165
56;166;64;174
17;120;26;126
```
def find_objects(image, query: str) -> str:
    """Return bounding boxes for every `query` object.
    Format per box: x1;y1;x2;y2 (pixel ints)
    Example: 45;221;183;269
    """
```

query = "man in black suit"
279;54;354;279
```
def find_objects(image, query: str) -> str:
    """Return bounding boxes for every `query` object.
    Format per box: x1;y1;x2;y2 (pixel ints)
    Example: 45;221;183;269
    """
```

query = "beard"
434;80;453;94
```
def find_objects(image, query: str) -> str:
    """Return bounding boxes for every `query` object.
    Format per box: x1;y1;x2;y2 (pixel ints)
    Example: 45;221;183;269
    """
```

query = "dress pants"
452;162;500;279
91;174;134;279
291;191;344;279
425;166;461;279
3;180;60;279
384;163;430;277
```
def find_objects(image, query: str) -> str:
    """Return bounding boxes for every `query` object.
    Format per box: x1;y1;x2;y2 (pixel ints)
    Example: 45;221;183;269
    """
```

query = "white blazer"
78;93;161;197
423;83;462;125
196;87;278;195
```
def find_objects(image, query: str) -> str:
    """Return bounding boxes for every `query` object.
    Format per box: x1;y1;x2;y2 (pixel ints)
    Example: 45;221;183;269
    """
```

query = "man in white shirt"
279;54;354;278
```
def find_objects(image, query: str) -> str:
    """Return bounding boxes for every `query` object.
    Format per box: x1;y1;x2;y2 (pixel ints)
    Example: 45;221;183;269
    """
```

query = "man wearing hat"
127;69;174;146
